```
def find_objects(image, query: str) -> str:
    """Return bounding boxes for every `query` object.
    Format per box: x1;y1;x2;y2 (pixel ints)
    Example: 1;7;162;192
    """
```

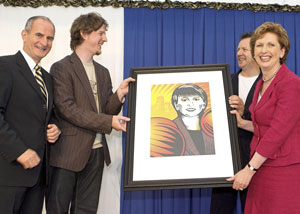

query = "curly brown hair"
70;12;108;51
250;22;290;64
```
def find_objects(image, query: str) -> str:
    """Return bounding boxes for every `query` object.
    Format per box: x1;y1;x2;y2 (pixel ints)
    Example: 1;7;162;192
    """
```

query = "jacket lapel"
42;68;53;121
16;51;46;102
254;64;286;111
94;62;103;113
70;53;98;112
244;72;262;109
231;70;240;95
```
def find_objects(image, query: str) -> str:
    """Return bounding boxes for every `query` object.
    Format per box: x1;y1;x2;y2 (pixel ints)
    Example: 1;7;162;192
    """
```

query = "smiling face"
175;95;206;117
254;32;285;72
81;25;107;56
22;18;55;64
237;38;255;70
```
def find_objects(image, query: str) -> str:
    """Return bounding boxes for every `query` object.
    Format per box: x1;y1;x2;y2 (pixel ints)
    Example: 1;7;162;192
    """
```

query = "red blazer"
249;64;300;167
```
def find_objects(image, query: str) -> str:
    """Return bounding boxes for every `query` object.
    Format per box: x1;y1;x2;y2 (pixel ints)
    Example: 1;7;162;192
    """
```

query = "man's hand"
112;115;130;132
229;95;244;116
116;77;135;102
16;149;40;169
47;124;60;143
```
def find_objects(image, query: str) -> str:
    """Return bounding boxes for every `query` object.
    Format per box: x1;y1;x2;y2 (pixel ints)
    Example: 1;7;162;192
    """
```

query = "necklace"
262;66;281;82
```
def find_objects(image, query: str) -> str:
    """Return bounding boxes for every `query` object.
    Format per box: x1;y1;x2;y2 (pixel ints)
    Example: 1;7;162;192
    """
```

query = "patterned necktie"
34;64;47;102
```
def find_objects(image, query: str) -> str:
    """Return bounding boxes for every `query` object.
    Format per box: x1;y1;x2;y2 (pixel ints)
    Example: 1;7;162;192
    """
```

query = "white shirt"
20;49;48;107
20;49;38;75
238;73;259;104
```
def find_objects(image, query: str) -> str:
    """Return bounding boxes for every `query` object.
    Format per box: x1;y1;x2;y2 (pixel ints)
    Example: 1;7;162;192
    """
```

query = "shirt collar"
20;49;40;74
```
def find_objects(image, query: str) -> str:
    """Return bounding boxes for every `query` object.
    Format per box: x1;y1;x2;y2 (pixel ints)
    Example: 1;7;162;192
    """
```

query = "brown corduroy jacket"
49;52;122;172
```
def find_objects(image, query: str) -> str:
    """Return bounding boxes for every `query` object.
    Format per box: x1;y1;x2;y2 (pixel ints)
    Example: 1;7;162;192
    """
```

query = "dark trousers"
210;187;247;214
0;181;45;214
47;148;104;214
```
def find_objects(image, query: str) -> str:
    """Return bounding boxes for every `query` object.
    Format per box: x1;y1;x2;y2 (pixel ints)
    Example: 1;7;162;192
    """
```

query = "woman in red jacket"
228;22;300;213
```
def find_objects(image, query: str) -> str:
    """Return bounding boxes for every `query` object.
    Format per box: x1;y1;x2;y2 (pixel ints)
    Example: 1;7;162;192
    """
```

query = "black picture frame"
124;64;241;191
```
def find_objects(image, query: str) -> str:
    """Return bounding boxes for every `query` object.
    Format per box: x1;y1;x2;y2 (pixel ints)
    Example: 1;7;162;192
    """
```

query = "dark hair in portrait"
172;84;208;118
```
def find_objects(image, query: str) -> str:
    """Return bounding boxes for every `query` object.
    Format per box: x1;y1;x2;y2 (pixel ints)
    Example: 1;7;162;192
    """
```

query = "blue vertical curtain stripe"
122;8;300;214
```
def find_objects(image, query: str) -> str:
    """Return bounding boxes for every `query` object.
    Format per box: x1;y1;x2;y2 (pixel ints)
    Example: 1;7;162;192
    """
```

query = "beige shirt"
82;61;102;149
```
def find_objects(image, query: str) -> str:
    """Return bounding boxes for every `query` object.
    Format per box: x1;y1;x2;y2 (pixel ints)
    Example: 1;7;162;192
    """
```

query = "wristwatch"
247;163;257;171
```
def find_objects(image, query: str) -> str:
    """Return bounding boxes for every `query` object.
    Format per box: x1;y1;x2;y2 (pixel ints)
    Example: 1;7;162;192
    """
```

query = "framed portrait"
123;64;241;191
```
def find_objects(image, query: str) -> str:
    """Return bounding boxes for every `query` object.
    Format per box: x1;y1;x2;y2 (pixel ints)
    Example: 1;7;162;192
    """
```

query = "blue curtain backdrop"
122;8;300;214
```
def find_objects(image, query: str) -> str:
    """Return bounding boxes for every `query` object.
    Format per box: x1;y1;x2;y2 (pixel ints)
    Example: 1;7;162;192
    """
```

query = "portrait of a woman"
171;84;215;156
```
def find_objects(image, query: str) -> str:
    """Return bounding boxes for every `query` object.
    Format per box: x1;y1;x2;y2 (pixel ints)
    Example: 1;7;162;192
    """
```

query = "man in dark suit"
46;12;134;214
0;16;60;214
210;32;261;213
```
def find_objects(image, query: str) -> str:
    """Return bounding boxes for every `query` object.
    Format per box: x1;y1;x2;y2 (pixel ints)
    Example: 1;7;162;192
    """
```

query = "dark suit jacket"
250;64;300;166
0;51;55;187
49;52;122;172
232;70;261;166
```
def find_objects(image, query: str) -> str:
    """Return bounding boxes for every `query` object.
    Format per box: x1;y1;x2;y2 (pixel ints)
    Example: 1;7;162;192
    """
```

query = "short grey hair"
24;16;55;33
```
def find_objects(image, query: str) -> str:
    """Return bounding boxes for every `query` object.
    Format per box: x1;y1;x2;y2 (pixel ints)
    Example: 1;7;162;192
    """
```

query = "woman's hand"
227;166;256;191
231;109;254;132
